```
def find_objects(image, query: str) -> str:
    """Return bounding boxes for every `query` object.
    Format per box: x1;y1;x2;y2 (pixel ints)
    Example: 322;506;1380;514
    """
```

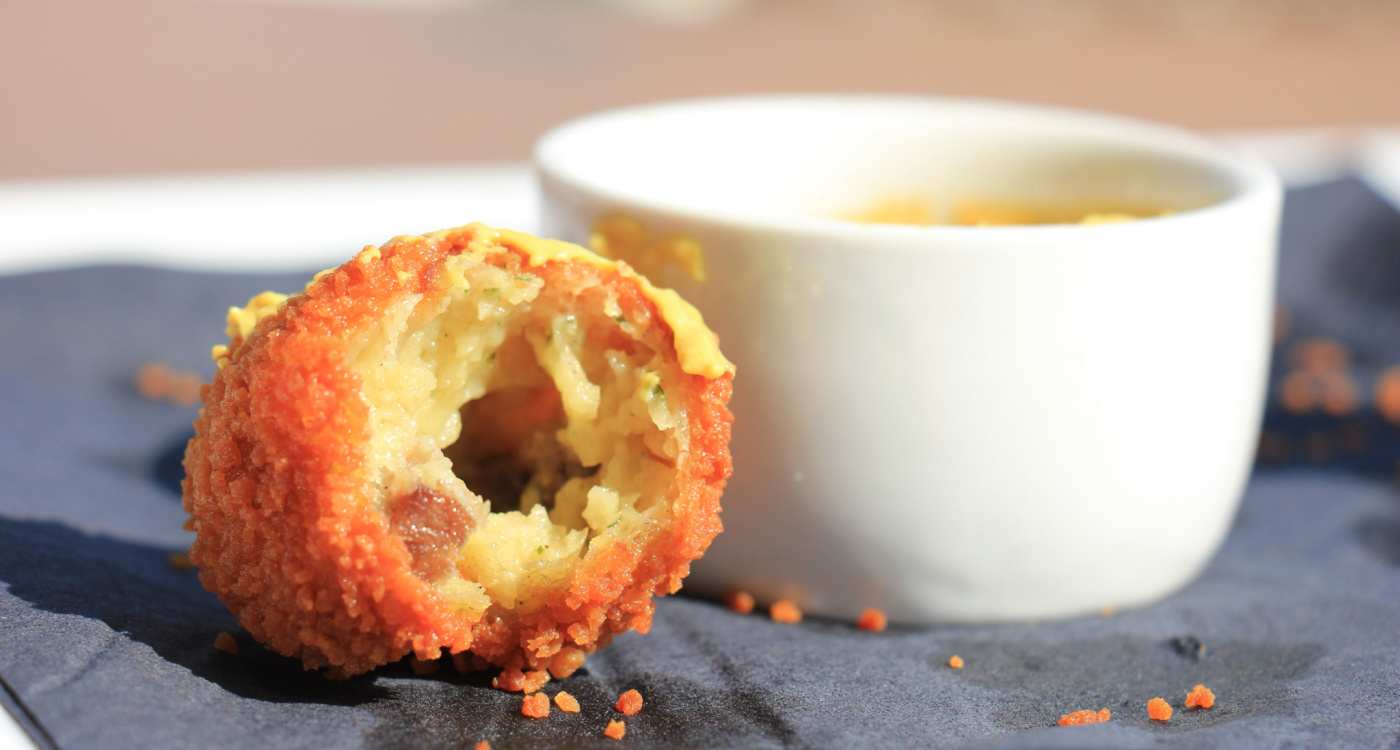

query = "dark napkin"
3;181;1400;749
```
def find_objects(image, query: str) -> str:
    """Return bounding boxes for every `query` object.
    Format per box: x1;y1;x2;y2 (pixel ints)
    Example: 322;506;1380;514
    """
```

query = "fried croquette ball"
182;224;734;676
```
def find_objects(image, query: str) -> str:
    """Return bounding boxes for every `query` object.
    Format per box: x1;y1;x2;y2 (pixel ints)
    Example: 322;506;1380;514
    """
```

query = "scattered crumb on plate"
555;691;581;713
855;608;887;632
522;693;550;718
616;689;643;716
1058;708;1110;726
1147;697;1172;721
770;599;802;624
1185;684;1216;709
723;589;755;614
213;632;238;655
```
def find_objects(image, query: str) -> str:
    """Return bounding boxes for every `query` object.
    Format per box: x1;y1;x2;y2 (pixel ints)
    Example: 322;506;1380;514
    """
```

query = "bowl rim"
534;93;1282;241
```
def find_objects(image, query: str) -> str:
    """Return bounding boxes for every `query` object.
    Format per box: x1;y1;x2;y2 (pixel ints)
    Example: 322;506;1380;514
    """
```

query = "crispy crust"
182;225;733;675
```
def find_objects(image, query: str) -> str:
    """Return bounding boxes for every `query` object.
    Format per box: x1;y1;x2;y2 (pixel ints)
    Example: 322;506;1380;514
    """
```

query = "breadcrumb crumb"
1185;684;1216;709
474;742;490;750
770;599;802;624
554;691;581;713
134;362;204;406
723;589;755;614
1058;708;1110;726
521;670;550;694
213;632;238;655
616;689;643;716
948;655;964;669
1147;697;1172;721
167;552;193;572
521;693;550;719
494;668;527;692
855;608;887;632
548;646;586;679
604;720;626;740
454;652;492;673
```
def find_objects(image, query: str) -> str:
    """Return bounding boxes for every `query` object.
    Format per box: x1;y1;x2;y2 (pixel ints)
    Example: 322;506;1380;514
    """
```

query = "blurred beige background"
2;0;1398;180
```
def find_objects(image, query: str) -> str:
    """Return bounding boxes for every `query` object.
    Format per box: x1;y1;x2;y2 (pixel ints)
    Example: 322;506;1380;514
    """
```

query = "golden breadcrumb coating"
183;224;733;676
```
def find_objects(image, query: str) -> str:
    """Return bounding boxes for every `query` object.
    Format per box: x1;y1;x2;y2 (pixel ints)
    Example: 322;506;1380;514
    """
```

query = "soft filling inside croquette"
347;255;684;616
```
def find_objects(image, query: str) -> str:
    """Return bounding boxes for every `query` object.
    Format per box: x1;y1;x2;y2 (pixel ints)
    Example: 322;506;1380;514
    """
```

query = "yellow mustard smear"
492;226;733;380
212;291;289;368
842;197;1167;227
214;226;734;381
586;214;707;284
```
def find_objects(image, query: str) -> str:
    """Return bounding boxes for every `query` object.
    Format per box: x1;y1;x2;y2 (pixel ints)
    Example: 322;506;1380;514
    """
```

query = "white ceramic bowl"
535;95;1281;623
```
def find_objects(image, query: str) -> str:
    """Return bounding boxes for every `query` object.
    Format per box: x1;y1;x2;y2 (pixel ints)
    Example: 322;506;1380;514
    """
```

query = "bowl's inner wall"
539;100;1241;225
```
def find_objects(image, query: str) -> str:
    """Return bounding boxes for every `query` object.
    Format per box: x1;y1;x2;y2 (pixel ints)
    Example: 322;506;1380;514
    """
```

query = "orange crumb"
1279;371;1319;414
1100;605;1115;618
548;646;586;679
1319;371;1359;416
616;689;643;716
1147;697;1172;721
604;720;626;740
493;668;527;692
1257;431;1293;463
521;693;550;719
168;371;204;406
521;670;550;694
1058;708;1110;726
770;599;803;624
474;742;490;750
855;608;887;632
1304;431;1336;463
555;691;581;713
948;655;964;669
723;589;755;615
1376;367;1400;424
134;363;171;400
408;655;440;676
1340;421;1368;453
134;362;205;406
1289;338;1350;372
213;632;238;655
1184;684;1216;709
454;653;493;673
167;552;193;572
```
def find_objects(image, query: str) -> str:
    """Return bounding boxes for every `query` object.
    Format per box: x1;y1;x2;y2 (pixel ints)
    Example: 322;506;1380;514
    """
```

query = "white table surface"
1;130;1399;279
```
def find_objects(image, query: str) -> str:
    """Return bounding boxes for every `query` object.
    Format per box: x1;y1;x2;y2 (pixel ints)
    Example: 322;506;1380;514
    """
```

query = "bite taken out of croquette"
183;223;734;677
